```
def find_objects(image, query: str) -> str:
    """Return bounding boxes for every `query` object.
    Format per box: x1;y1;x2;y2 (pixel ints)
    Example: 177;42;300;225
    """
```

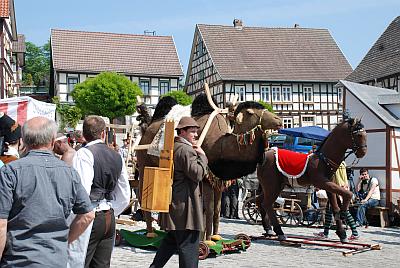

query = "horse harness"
315;122;366;175
231;109;271;148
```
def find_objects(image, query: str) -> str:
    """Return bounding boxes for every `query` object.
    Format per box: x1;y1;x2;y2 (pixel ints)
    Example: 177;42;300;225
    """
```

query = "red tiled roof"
51;29;183;77
0;0;9;18
346;16;400;83
197;24;353;82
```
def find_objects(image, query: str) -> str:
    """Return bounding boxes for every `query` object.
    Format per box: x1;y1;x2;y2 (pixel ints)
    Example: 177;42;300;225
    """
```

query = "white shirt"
369;177;381;200
67;139;130;267
72;139;131;215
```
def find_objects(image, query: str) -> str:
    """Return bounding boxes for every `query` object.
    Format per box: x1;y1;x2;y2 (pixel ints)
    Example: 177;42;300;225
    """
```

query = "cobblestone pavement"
111;216;400;268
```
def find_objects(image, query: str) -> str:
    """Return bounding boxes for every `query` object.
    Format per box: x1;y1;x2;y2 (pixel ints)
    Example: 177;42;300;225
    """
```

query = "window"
303;87;313;102
260;86;270;102
301;116;315;126
338;87;343;103
298;137;313;146
139;79;150;95
235;85;245;101
282;86;292;102
283;118;293;128
159;81;170;95
272;86;281;102
67;77;78;102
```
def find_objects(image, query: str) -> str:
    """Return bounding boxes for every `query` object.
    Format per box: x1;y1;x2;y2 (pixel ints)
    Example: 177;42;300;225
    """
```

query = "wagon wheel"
277;202;303;226
115;229;122;246
301;208;321;227
234;233;251;249
242;196;262;225
198;241;210;260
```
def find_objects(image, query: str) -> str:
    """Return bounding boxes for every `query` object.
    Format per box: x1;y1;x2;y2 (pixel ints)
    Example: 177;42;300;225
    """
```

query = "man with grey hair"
69;115;130;268
0;116;95;267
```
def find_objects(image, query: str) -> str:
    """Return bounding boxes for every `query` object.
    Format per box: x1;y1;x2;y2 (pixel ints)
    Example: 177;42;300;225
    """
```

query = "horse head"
340;117;367;158
233;102;282;133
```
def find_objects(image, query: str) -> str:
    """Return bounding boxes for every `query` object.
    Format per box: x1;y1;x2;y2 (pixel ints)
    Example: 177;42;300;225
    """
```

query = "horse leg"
213;187;223;235
318;180;352;242
256;193;273;236
262;185;286;240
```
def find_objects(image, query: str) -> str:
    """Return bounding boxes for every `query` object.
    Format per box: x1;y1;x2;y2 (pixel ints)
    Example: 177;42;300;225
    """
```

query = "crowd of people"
0;113;130;268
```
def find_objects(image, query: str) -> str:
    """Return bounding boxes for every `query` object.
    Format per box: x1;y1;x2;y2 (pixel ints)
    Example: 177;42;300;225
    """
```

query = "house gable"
346;16;400;90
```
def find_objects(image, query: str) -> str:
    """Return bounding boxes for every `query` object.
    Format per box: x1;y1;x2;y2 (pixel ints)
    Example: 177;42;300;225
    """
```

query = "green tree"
22;41;50;88
52;96;83;130
257;100;274;113
161;90;192;106
71;72;142;121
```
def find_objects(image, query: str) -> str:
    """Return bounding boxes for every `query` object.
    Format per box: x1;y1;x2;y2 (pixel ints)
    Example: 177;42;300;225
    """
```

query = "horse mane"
234;101;265;117
191;93;216;117
315;117;364;153
150;96;178;123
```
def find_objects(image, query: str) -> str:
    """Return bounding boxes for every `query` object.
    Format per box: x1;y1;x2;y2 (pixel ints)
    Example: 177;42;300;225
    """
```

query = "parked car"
268;134;322;154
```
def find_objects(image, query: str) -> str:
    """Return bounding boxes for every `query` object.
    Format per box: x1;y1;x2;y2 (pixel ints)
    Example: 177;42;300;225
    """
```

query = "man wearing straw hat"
150;116;208;268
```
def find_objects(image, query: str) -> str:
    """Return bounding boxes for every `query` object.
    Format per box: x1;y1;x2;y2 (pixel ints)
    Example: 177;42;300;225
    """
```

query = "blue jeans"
356;199;379;225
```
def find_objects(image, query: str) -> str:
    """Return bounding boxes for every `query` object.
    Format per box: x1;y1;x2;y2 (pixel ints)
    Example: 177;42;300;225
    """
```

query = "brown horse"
258;117;367;242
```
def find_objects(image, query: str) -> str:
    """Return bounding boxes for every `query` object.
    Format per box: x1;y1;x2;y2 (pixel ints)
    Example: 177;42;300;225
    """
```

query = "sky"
14;0;400;75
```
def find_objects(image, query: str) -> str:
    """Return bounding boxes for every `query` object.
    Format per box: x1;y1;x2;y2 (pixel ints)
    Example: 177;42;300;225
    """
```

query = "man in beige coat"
150;117;208;268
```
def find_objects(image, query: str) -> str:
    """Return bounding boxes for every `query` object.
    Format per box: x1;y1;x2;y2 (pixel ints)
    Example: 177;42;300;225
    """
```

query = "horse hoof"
277;235;287;241
263;230;275;237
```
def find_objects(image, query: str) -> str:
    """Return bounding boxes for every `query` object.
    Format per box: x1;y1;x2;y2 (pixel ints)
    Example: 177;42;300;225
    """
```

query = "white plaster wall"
59;73;66;84
59;84;68;94
171;79;178;88
79;74;86;82
151;78;159;87
131;77;139;83
345;91;386;129
347;132;386;168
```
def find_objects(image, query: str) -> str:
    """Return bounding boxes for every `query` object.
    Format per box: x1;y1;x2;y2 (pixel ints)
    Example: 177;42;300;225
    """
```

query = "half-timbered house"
185;19;352;130
341;80;400;214
346;16;400;92
50;29;183;114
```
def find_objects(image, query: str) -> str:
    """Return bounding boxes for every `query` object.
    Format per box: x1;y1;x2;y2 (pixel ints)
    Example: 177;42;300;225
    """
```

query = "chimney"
233;19;243;30
294;23;300;28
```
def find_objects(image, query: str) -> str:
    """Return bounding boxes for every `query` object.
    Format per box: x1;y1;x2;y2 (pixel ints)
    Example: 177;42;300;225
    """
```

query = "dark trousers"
150;230;200;268
222;183;239;218
85;209;115;268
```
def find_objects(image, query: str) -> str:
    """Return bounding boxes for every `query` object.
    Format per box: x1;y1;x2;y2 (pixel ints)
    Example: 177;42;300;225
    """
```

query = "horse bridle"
316;121;366;173
343;123;367;161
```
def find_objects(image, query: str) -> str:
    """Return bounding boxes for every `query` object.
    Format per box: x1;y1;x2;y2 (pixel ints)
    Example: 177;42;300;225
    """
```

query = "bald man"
0;117;94;267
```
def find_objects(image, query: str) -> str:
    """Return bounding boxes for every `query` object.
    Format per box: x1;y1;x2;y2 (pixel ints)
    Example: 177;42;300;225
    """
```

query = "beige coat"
160;137;208;231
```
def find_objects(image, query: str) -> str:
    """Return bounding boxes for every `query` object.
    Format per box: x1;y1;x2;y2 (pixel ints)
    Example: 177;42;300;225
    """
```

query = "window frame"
235;85;245;102
303;86;313;102
272;86;281;102
139;79;150;95
281;86;292;102
260;85;270;102
159;80;170;95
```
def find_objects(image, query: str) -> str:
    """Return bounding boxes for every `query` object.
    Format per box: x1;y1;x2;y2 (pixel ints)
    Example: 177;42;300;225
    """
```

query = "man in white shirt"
356;168;380;226
68;116;130;268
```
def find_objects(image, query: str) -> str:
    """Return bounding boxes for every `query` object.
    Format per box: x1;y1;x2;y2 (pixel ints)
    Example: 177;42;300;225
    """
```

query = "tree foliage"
161;90;192;106
23;41;50;87
257;100;274;113
52;96;83;130
71;72;142;120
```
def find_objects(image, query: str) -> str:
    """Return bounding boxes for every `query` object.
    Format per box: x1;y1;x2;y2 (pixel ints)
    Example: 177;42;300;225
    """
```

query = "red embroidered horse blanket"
271;147;312;178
